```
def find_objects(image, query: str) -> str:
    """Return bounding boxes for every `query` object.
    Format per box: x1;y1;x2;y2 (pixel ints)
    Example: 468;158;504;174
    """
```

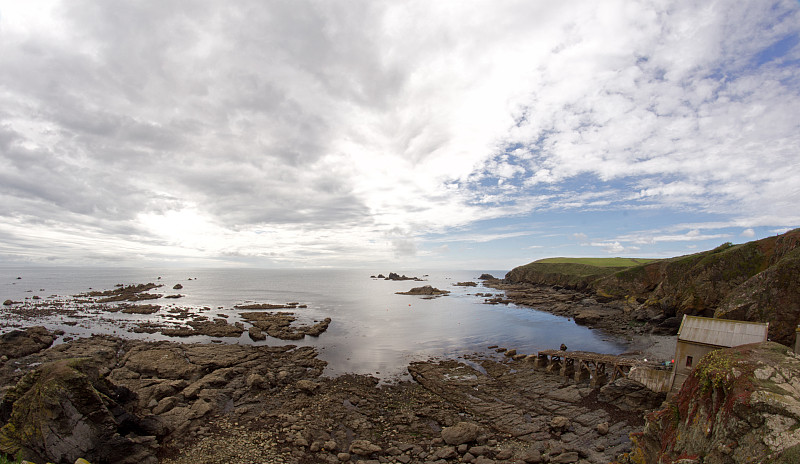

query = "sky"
0;1;799;270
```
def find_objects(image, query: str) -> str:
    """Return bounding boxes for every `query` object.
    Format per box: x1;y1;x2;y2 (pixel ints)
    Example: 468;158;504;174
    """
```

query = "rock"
296;379;319;394
495;447;514;459
478;274;496;280
2;300;15;306
395;285;450;296
248;326;266;341
441;422;482;445
323;440;338;451
173;284;183;290
0;326;55;359
596;421;609;436
550;416;570;430
153;396;179;415
0;358;158;464
435;446;458;459
384;272;421;281
550;451;579;463
337;452;351;461
573;309;605;325
245;373;267;389
474;456;495;464
597;378;665;411
240;312;331;340
504;349;517;357
349;439;381;456
521;448;542;463
468;445;489;456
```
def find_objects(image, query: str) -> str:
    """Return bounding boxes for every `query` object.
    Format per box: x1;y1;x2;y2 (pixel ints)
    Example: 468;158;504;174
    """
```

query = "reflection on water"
0;268;627;379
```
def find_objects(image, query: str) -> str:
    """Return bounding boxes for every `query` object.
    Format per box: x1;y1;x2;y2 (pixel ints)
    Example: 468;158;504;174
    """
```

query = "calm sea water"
0;267;627;380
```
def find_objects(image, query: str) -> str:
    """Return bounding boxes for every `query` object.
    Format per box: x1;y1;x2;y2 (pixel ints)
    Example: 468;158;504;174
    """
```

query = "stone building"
668;315;769;395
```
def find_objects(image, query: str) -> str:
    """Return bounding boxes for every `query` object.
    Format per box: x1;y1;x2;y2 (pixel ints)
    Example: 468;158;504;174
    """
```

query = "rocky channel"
0;326;663;464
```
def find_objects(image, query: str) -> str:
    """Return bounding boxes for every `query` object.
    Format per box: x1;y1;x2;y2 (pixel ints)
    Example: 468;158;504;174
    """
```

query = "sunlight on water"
0;267;627;380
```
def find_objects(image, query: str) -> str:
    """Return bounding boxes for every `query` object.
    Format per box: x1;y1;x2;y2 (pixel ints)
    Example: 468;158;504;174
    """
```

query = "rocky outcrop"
618;342;800;464
239;312;331;340
0;326;54;360
395;285;451;296
384;272;423;281
79;283;163;303
0;357;160;464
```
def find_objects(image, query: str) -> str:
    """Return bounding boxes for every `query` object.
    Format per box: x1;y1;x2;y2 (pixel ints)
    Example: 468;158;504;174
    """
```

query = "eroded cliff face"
618;342;800;464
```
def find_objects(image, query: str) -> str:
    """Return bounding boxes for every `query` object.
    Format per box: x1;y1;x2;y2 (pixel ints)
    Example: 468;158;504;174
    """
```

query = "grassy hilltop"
505;229;800;346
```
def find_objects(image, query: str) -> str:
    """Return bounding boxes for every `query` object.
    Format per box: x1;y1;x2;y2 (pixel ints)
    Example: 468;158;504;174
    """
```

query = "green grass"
0;453;22;464
535;257;659;267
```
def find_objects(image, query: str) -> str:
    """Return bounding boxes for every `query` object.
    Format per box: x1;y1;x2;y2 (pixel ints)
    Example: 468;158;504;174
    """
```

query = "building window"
686;356;693;368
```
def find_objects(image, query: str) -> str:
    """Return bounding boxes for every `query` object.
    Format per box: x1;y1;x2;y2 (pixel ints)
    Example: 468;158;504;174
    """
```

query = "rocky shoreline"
0;276;682;463
480;279;679;340
0;326;665;464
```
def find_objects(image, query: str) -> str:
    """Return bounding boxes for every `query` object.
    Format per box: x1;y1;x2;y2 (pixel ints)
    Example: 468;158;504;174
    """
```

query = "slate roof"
677;315;769;347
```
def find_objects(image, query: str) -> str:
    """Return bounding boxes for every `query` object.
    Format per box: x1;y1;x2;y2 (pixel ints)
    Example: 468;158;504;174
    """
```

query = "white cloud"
0;0;797;266
741;228;756;238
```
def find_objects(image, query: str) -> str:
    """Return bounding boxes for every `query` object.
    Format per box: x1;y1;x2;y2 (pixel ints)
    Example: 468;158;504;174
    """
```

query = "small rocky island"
395;285;451;297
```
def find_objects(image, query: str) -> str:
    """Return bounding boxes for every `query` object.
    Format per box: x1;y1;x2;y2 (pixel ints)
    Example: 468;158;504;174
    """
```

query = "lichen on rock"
616;341;800;464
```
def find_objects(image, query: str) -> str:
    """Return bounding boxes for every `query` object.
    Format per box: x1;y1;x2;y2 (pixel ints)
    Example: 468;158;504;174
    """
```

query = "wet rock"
161;319;244;338
248;326;266;341
173;284;183;290
81;283;163;303
478;274;496;280
240;312;331;340
121;304;161;315
441;422;482;445
0;326;54;359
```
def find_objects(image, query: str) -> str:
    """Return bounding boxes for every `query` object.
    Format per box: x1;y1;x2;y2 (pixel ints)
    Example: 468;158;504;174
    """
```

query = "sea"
0;267;628;381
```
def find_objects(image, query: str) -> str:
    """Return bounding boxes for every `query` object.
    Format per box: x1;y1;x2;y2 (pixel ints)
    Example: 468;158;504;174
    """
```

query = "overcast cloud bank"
1;1;798;268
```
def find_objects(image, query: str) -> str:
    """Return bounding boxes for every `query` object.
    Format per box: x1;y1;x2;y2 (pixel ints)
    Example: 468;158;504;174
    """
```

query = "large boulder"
0;358;160;464
441;421;482;445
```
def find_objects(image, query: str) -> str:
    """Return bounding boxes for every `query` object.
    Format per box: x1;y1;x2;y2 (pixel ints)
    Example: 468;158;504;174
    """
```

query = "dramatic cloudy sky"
1;1;799;269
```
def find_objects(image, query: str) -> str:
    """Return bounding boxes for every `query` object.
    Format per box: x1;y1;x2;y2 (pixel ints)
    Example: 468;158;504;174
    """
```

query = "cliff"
505;229;800;346
618;342;800;464
504;261;622;291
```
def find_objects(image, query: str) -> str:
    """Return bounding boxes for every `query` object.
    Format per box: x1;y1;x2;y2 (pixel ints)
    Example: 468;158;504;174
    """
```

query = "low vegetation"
534;257;659;267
